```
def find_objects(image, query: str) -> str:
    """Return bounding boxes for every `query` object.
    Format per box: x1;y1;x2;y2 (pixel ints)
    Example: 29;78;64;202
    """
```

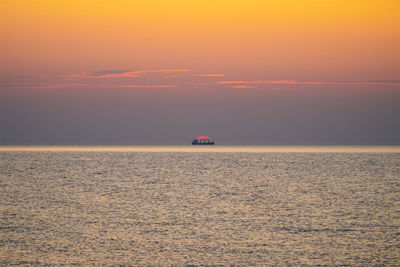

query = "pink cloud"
219;80;297;85
112;85;177;88
193;74;225;77
218;80;400;86
62;69;190;79
1;83;90;89
0;82;176;89
232;85;257;88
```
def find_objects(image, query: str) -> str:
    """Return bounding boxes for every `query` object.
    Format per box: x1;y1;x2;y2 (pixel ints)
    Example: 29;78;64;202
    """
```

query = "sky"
1;0;399;145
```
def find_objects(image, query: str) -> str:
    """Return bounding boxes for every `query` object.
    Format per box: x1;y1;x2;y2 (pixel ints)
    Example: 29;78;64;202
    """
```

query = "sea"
1;146;399;265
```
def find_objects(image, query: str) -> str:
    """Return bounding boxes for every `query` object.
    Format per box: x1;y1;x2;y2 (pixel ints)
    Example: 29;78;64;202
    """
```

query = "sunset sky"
1;0;399;145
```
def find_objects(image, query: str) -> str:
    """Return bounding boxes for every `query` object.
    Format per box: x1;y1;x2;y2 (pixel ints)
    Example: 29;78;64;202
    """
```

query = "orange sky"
1;0;400;81
1;1;399;145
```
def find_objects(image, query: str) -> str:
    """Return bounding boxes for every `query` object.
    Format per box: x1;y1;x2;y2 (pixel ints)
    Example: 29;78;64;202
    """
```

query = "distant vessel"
192;136;215;145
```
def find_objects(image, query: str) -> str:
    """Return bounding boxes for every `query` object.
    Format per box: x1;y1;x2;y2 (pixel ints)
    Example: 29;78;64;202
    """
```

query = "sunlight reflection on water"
1;149;399;265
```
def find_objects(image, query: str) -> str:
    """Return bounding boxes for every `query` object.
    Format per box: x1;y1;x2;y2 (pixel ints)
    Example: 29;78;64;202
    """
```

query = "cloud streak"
0;83;90;89
112;85;177;88
5;71;399;91
1;83;177;89
218;80;400;86
193;74;225;77
62;69;190;79
231;85;257;88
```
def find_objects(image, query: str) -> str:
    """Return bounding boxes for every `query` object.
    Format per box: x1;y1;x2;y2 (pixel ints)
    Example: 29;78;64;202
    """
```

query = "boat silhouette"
192;136;215;145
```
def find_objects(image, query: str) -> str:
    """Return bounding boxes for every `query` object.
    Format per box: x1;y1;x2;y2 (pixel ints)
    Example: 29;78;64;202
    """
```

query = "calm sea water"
1;147;399;265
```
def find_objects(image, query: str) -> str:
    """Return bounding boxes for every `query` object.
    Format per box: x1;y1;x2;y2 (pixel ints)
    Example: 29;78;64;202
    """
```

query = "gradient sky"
1;0;399;145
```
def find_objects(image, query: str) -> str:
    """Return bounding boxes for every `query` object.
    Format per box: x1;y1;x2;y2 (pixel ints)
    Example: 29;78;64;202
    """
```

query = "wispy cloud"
1;82;176;89
62;69;189;79
193;74;225;77
219;80;400;86
134;69;189;74
0;83;90;89
6;70;399;91
112;85;177;88
232;85;257;88
230;85;295;91
90;70;131;76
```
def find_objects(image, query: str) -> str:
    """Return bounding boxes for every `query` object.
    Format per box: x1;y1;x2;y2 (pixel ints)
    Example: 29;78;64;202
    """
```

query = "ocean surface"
1;146;399;265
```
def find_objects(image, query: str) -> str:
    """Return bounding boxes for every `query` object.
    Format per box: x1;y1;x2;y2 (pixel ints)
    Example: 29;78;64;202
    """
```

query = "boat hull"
192;141;215;145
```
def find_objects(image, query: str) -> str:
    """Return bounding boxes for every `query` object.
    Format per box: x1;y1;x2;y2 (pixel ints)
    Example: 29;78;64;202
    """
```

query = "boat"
192;136;215;145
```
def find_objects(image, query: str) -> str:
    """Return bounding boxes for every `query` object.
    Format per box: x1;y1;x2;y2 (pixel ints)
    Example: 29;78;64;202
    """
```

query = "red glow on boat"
195;136;212;140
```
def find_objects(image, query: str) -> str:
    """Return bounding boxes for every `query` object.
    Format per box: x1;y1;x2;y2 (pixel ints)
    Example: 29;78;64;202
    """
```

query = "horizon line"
1;145;399;153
